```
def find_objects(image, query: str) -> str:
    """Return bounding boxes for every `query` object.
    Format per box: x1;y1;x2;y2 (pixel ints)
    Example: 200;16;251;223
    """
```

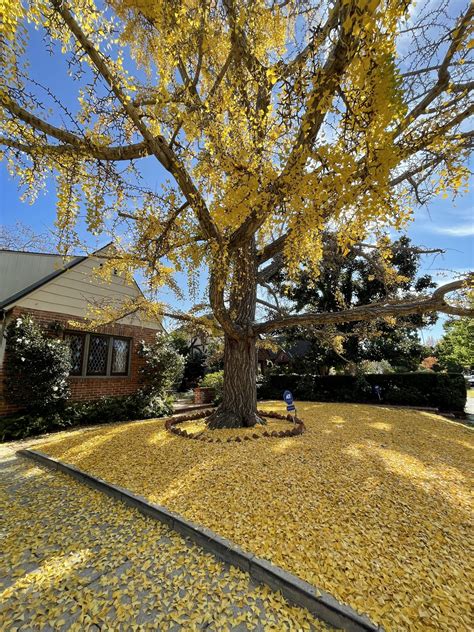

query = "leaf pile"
176;417;293;438
38;402;474;630
0;456;327;631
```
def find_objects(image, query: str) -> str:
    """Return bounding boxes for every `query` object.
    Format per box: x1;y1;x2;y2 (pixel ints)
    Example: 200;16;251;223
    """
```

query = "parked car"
464;375;474;388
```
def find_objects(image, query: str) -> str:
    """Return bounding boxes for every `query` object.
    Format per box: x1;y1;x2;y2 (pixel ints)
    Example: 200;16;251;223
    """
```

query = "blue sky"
0;9;473;341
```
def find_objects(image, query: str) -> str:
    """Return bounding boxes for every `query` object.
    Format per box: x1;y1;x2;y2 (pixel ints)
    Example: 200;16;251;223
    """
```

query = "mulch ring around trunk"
165;409;306;442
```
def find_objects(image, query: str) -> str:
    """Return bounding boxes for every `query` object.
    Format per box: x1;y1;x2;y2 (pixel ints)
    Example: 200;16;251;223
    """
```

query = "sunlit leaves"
39;402;474;630
1;457;327;630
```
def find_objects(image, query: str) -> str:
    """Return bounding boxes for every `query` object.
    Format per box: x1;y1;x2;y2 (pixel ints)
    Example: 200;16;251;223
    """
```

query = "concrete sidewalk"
0;450;326;631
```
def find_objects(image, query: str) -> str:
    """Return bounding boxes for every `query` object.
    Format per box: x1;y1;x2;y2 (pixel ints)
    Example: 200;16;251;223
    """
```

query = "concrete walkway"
465;393;474;425
0;449;326;631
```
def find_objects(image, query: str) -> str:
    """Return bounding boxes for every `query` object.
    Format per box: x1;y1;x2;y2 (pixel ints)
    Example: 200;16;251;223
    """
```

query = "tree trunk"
207;238;265;429
207;334;265;428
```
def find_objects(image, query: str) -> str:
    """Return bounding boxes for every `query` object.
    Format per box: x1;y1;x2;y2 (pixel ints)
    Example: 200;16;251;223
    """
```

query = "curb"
166;408;306;441
18;448;383;632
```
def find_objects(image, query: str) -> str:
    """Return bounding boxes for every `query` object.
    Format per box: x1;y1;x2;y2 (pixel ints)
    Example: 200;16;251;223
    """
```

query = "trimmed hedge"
258;372;467;412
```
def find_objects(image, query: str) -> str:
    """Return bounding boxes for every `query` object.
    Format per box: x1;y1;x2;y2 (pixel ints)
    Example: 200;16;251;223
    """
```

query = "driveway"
0;446;324;631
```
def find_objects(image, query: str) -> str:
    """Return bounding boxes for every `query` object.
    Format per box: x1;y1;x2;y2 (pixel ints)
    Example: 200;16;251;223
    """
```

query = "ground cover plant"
36;402;473;631
0;457;327;631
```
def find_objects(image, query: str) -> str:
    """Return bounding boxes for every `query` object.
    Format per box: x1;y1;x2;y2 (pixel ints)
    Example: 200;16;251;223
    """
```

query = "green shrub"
4;315;72;413
0;392;174;443
200;370;224;403
138;333;185;394
258;372;466;411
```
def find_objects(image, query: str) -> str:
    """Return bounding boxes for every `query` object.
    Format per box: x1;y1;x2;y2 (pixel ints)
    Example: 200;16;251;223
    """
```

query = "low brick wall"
194;387;216;404
0;306;158;417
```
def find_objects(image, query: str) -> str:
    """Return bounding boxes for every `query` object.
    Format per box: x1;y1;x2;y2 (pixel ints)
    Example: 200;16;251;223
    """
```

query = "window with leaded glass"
64;332;85;375
111;337;130;375
87;335;109;375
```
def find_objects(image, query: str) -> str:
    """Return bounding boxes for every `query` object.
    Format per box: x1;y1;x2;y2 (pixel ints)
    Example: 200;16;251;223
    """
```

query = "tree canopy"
264;236;438;373
1;0;473;425
435;316;474;372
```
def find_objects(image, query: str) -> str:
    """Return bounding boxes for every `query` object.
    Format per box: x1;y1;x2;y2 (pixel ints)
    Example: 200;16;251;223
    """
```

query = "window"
64;332;85;376
64;331;131;377
87;335;109;375
111;337;130;375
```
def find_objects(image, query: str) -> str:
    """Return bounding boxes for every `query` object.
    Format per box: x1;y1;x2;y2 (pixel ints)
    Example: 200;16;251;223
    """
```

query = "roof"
0;250;87;310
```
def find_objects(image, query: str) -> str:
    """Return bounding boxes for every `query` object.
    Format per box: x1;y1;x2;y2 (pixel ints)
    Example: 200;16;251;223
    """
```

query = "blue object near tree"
283;390;296;411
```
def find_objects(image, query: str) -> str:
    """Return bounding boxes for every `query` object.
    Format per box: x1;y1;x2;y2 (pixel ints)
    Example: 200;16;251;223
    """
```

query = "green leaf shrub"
200;370;224;403
4;315;72;413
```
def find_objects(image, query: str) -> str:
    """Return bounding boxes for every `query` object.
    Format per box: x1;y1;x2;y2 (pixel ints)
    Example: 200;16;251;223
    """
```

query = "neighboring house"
257;340;312;374
0;244;163;417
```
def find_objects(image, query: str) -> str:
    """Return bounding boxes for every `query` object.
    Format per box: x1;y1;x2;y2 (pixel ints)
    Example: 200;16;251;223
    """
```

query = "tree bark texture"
207;239;265;429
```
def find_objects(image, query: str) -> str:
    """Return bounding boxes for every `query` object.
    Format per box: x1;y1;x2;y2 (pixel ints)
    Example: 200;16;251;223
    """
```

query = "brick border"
18;448;383;632
165;409;306;441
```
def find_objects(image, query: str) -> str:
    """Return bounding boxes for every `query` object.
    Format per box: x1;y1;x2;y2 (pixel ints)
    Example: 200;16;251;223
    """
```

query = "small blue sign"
287;404;296;412
283;390;294;405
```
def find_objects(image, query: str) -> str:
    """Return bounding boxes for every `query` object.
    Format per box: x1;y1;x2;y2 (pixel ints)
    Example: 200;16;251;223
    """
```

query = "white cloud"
432;223;474;237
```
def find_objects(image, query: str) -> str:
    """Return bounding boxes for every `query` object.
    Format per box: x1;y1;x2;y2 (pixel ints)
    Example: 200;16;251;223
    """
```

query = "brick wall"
0;307;159;417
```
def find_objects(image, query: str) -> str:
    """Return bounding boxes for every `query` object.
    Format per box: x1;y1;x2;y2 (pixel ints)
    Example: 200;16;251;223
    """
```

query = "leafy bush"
4;315;72;413
0;325;181;443
258;372;466;412
138;333;185;394
200;370;224;403
0;392;174;442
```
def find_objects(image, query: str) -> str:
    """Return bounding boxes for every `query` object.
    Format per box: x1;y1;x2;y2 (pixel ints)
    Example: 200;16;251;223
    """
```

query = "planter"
194;387;216;404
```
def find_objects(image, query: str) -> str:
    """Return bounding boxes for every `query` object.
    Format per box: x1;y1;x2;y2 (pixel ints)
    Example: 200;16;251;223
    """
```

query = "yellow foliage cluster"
0;456;327;631
1;1;472;304
38;402;474;631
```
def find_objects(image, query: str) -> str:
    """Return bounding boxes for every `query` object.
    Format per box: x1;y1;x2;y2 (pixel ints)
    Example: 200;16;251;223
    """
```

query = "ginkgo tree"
1;0;473;427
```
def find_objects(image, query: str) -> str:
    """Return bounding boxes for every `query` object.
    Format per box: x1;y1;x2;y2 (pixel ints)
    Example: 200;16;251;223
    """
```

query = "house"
0;245;163;417
257;340;312;374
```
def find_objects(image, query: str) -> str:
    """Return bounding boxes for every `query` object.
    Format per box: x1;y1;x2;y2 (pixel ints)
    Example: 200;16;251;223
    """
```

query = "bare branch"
276;1;341;80
395;4;474;138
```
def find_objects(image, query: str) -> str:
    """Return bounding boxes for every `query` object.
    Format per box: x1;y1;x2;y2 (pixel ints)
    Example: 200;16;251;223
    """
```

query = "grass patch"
36;402;473;631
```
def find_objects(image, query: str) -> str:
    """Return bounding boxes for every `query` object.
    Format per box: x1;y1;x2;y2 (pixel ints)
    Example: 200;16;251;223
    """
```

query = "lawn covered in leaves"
0;456;327;631
37;402;474;631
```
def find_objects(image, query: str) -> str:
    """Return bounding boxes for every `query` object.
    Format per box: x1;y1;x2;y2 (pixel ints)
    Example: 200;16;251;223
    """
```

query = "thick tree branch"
0;95;153;160
228;0;381;250
0;134;152;161
254;278;473;334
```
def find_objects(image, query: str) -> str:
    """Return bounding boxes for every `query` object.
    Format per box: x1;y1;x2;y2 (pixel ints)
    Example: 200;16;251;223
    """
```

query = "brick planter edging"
18;448;382;632
165;409;306;441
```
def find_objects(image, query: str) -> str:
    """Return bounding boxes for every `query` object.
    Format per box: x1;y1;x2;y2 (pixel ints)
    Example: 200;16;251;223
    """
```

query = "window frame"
86;334;110;377
63;331;131;378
